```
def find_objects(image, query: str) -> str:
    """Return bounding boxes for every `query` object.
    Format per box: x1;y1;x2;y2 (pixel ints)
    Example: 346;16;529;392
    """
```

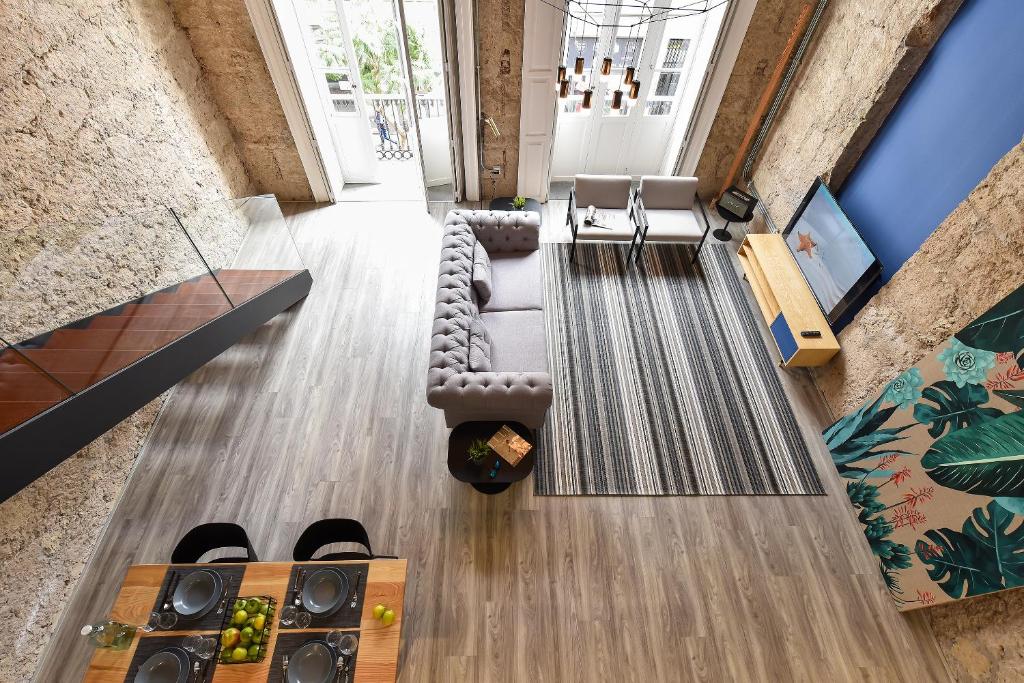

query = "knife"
349;571;362;609
216;576;232;615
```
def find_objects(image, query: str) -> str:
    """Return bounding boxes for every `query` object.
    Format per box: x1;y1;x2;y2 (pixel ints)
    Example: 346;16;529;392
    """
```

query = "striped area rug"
536;242;824;496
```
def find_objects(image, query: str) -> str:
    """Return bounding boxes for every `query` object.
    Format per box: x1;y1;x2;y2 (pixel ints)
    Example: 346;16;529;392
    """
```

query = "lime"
382;608;395;626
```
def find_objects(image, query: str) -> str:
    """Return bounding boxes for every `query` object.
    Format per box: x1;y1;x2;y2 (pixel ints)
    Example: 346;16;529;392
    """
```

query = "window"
645;37;690;117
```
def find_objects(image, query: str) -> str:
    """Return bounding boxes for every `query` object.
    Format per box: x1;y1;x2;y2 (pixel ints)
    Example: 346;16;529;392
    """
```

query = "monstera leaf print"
995;389;1024;411
915;500;1024;599
922;412;1024;496
824;393;912;477
955;283;1024;355
913;381;1003;438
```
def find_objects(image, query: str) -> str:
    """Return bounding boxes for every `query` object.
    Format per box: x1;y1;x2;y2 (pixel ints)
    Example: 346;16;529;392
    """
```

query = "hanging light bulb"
601;57;612;77
629;80;640;99
611;89;623;110
557;65;566;83
559;79;570;98
574;56;585;75
623;66;635;85
582;88;593;109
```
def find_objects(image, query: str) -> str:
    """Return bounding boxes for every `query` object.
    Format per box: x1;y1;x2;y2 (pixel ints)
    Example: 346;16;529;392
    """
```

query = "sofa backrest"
445;209;540;253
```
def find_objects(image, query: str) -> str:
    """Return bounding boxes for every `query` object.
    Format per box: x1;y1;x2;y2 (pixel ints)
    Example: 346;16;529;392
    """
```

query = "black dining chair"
171;523;259;564
292;518;396;562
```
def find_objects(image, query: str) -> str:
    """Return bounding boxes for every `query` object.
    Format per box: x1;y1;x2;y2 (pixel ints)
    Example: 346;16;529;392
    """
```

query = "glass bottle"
81;621;136;650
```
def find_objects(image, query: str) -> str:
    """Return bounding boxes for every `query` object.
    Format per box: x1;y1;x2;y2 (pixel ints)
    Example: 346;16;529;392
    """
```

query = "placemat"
150;564;247;631
121;635;216;683
267;631;361;683
279;563;368;629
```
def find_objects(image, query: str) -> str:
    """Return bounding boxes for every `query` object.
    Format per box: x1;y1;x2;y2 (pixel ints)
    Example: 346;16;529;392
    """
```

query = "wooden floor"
36;200;950;682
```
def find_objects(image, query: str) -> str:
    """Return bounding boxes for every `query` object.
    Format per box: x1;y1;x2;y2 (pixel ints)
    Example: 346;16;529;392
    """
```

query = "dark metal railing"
365;95;445;161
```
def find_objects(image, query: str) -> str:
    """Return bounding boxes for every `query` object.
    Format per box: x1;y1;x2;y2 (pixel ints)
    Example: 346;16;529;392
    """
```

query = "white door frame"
245;0;341;201
454;0;480;201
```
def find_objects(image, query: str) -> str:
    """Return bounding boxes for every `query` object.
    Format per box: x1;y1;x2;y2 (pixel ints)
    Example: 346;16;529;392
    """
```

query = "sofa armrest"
426;371;553;411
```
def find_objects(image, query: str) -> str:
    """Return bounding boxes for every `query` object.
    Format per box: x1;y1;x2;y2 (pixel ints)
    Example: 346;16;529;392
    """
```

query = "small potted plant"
511;196;527;211
467;439;492;467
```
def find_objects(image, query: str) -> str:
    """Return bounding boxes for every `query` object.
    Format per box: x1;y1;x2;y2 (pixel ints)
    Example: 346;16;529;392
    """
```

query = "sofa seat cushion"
480;250;544;312
480;310;548;372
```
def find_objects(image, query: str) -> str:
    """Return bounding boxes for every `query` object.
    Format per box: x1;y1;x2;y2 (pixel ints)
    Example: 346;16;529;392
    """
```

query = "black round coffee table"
447;421;536;494
488;197;542;217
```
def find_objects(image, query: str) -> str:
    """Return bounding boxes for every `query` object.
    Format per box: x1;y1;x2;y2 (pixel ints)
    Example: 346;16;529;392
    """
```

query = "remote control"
800;330;822;338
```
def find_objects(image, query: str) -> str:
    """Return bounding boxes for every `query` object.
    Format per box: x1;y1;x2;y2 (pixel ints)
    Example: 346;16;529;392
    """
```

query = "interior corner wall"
170;0;314;201
0;1;258;679
691;0;808;199
738;1;1024;679
477;0;526;200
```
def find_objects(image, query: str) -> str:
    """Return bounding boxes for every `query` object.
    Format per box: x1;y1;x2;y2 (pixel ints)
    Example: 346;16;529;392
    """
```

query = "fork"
293;568;306;607
216;576;232;615
283;654;290;678
162;572;181;612
334;655;345;683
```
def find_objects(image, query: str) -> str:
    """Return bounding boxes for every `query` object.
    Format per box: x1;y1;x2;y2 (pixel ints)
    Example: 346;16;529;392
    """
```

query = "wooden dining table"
84;559;407;682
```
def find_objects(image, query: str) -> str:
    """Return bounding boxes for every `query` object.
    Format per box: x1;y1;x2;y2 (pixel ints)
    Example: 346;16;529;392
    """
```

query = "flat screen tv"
782;178;881;324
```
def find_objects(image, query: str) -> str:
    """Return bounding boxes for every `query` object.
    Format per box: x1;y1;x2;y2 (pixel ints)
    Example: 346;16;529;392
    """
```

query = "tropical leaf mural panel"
825;283;1024;610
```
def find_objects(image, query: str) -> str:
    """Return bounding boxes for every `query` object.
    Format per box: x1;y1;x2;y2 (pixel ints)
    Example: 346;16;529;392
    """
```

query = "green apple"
232;609;248;626
231;646;248;662
382;608;395;626
221;628;240;649
373;604;386;620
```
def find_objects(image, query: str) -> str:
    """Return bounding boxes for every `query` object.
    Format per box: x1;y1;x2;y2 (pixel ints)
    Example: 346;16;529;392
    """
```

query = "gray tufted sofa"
426;210;553;428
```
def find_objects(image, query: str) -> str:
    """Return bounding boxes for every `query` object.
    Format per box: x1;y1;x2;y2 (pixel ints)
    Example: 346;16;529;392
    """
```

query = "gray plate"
286;640;337;683
172;569;222;618
134;647;189;683
301;568;349;616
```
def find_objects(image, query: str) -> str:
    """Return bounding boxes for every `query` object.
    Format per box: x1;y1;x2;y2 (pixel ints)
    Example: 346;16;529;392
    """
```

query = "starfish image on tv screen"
784;182;877;317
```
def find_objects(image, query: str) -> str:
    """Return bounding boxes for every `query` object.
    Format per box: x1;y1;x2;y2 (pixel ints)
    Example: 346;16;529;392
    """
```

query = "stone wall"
735;0;1024;680
750;0;961;225
0;0;259;678
692;0;807;199
170;0;313;201
477;0;525;199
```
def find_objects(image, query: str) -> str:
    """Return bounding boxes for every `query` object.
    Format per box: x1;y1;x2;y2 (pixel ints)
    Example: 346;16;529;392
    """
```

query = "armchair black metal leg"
570;234;578;262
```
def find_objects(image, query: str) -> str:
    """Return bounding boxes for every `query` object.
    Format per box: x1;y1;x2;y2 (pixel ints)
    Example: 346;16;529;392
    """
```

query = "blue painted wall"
837;0;1024;290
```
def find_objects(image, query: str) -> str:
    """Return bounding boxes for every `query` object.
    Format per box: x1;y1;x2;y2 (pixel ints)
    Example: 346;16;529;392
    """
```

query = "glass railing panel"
0;340;73;435
174;195;306;306
0;208;229;392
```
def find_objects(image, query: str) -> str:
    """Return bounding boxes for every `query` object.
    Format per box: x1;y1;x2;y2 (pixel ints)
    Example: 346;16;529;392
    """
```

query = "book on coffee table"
488;425;532;467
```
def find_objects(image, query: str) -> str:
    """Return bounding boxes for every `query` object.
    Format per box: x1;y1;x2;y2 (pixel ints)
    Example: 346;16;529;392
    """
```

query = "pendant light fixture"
628;80;640;99
574;56;585;75
623;66;635;86
582;88;593;109
559;79;571;98
611;88;623;110
600;57;612;77
557;65;567;83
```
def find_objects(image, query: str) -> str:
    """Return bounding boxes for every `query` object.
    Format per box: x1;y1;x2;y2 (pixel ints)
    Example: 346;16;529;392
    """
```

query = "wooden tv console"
736;234;840;367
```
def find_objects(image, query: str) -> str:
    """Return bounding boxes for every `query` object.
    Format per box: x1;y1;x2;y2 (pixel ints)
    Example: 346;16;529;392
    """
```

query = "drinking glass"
339;634;358;657
182;634;203;653
158;611;178;630
280;605;297;626
294;611;312;629
326;631;344;651
141;612;161;633
196;637;217;660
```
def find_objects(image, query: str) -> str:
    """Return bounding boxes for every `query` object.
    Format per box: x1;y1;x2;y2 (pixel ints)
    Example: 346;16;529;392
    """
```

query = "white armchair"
567;174;639;262
630;176;712;264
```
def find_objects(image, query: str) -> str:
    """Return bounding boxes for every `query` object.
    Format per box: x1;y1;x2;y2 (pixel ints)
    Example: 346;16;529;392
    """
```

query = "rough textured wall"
750;0;961;225
170;0;313;201
0;0;256;678
477;0;525;199
818;138;1024;683
693;0;807;199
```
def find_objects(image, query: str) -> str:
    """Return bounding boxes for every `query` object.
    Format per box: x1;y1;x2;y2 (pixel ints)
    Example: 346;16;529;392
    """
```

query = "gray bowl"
301;568;349;616
172;569;222;617
134;647;189;683
287;640;337;683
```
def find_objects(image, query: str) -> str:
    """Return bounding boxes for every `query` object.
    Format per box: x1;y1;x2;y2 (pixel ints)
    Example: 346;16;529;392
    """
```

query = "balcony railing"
365;94;445;161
